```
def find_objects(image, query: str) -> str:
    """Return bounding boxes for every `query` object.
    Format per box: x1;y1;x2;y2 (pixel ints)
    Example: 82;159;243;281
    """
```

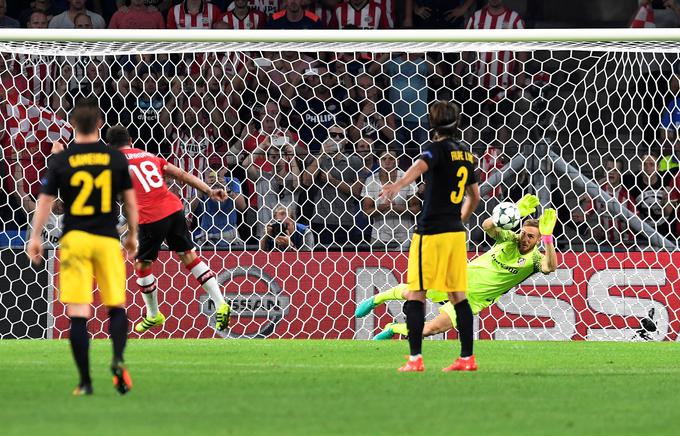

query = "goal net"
1;29;679;341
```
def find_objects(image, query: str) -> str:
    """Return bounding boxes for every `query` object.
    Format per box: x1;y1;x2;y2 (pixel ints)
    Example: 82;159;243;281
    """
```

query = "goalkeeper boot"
442;355;478;372
111;360;133;395
398;355;425;372
134;312;165;333
72;383;93;396
373;323;397;340
215;303;231;331
355;296;377;318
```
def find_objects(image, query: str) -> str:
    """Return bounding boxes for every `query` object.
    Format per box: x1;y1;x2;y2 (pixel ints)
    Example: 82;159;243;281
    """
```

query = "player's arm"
379;159;428;202
121;188;139;257
539;208;558;274
164;163;227;202
26;193;56;264
482;217;503;240
541;239;558;274
461;182;480;222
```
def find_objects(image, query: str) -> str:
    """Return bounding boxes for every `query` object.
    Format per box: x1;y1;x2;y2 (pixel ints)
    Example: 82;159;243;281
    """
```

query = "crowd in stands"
3;0;680;251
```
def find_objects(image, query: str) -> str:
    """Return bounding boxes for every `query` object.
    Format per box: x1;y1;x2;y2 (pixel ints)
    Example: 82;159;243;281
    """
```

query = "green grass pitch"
2;339;680;435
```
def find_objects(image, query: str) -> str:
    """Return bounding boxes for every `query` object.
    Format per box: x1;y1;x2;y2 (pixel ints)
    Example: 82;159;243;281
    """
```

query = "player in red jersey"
106;125;232;332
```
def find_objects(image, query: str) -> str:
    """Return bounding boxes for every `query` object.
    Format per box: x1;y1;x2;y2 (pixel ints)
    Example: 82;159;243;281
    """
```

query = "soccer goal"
0;28;678;341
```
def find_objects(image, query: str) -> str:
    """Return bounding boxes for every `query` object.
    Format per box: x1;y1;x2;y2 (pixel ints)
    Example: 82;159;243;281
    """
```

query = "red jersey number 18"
129;161;164;193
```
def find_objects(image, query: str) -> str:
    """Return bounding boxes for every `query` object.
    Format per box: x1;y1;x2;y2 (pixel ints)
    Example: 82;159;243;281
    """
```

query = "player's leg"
164;210;230;329
374;302;455;340
438;231;477;371
356;284;448;318
59;231;95;395
133;219;168;333
66;303;93;396
178;250;231;331
400;233;428;372
442;291;477;372
93;234;133;394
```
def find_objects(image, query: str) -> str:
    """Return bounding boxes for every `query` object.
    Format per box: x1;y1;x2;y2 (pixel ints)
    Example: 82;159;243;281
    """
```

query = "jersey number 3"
450;166;468;204
70;170;112;215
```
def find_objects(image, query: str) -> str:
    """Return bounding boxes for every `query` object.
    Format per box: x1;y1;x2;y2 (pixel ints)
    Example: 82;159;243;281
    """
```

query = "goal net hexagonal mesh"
1;30;679;341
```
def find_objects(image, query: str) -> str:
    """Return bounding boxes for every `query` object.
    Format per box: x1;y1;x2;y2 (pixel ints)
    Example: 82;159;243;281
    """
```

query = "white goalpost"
1;29;679;341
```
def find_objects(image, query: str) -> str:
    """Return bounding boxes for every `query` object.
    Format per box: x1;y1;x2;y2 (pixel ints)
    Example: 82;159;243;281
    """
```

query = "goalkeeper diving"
355;195;559;339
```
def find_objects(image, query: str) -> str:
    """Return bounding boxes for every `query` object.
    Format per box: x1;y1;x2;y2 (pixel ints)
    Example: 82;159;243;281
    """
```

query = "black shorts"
137;210;194;262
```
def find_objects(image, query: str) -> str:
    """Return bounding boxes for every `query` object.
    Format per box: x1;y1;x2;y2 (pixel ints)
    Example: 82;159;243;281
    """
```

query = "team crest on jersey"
518;258;526;266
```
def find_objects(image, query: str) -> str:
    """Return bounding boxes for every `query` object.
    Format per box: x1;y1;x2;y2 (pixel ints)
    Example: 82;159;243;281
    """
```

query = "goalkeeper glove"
516;194;540;217
539;208;557;236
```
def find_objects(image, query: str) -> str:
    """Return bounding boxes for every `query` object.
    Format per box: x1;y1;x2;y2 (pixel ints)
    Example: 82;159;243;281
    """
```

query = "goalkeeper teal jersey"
423;229;545;306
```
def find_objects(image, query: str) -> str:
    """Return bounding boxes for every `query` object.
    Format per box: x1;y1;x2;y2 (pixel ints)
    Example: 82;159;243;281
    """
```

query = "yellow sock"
374;284;408;305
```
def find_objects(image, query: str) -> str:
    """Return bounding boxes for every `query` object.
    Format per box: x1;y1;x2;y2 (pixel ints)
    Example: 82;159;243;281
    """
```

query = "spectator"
303;0;337;27
222;0;282;18
591;156;637;246
330;0;392;29
243;140;301;237
295;67;350;154
216;0;266;29
454;0;526;146
349;73;396;144
167;0;221;29
302;135;364;246
0;0;20;28
354;135;378;178
404;0;474;29
469;145;503;248
116;0;172;15
260;204;313;251
265;0;324;29
169;104;224;205
191;168;247;247
49;0;106;28
626;153;675;239
114;70;171;156
27;10;50;28
658;85;680;174
19;1;55;27
73;11;92;27
384;52;432;157
109;0;165;28
362;149;419;248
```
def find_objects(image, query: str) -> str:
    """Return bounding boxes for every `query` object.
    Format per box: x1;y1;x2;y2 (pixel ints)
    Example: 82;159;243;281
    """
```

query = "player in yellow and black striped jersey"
26;96;139;396
379;100;481;372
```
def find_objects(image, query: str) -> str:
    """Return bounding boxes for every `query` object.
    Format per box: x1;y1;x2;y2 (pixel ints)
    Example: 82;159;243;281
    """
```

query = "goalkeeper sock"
108;308;128;363
405;300;425;357
454;299;474;358
374;285;407;305
135;268;159;317
69;317;91;386
392;323;409;336
185;257;226;307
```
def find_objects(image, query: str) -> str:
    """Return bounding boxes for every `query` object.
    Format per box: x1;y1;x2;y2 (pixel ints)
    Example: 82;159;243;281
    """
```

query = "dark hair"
70;96;101;135
428;100;461;138
106;125;131;148
523;219;540;232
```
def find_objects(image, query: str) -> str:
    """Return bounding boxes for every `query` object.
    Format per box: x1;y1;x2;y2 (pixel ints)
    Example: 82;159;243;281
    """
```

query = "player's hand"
210;189;228;202
379;183;399;203
516;194;540;217
51;140;65;154
26;236;43;265
539;208;557;236
415;5;431;19
123;235;138;259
